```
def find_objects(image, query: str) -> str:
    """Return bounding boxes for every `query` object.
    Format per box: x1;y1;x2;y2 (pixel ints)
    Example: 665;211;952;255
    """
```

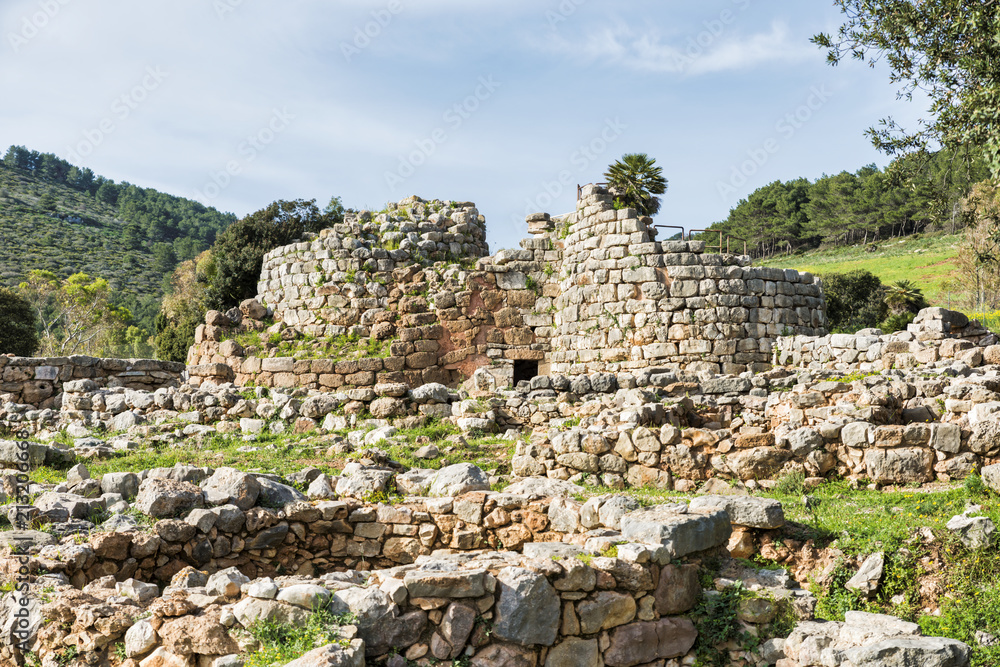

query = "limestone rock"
603;618;698;666
134;477;204;519
492;567;560;646
945;514;995;549
428;463;491;497
619;504;731;558
203;468;261;510
689;495;785;529
845;552;884;596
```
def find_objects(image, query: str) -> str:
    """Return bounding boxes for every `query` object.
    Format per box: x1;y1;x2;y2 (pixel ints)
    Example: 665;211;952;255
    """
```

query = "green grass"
242;608;357;667
758;233;963;307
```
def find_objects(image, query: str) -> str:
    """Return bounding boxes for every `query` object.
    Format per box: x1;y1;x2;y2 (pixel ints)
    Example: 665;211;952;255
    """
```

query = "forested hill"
707;149;988;258
0;145;236;316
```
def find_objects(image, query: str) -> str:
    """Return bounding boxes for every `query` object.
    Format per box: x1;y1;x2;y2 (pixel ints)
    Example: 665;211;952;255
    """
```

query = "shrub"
205;199;341;311
0;287;39;356
879;311;916;333
822;270;888;332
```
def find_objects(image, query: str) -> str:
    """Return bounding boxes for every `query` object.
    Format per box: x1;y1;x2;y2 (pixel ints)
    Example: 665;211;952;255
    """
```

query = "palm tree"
603;154;668;217
883;280;928;314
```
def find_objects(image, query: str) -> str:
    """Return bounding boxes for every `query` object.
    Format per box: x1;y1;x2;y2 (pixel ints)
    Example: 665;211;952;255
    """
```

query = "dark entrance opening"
513;360;539;387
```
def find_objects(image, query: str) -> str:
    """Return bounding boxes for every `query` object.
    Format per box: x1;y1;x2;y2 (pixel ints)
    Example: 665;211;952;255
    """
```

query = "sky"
0;0;928;253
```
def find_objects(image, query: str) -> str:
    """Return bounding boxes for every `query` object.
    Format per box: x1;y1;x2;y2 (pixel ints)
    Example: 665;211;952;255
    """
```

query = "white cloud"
546;21;817;75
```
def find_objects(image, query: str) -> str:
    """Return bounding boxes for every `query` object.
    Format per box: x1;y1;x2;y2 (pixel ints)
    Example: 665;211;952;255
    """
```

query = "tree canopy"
0;287;39;356
814;0;1000;177
205;199;342;310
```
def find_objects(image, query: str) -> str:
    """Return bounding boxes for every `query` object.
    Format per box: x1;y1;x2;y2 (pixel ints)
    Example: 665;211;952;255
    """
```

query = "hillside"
757;232;963;307
0;147;235;308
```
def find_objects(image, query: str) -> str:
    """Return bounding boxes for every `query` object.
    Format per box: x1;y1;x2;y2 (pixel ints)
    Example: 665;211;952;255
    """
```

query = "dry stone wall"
187;185;828;393
0;355;184;413
3;461;806;667
545;184;826;376
775;307;997;373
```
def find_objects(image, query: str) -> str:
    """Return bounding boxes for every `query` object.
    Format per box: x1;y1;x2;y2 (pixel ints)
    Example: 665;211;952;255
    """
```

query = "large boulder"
203;468;260;510
619;504;731;558
727;447;792;481
283;641;366;667
983;463;1000;493
409;383;450;404
842;637;970;667
101;472;139;500
428;463;491;497
603;618;698;666
946;514;995;549
331;586;426;655
864;448;933;485
688;495;784;529
257;477;307;507
492;567;560;647
134;477;204;519
504;477;584;498
335;464;394;499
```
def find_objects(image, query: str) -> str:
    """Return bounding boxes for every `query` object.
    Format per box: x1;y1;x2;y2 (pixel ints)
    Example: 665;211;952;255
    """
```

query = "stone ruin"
1;188;995;667
187;185;827;392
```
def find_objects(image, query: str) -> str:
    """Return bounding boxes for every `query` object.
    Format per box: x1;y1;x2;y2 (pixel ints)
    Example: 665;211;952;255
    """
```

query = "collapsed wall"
0;355;184;418
187;186;827;391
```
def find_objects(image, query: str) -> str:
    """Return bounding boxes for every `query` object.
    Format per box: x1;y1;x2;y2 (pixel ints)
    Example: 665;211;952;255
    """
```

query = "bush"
822;270;888;332
205;199;340;310
879;311;916;333
0;287;38;356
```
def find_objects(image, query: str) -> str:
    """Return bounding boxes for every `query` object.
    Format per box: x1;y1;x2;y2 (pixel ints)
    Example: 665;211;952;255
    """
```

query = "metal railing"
656;227;748;255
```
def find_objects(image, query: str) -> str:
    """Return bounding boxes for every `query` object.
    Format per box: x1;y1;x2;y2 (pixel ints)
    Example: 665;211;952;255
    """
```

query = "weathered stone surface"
233;597;312;627
982;463;1000;494
282;641;366;667
428;463;491;497
135;477;204;519
544;637;600;667
688;495;784;529
654;563;700;615
864;448;933;484
576;591;636;633
158;614;240;656
409;383;450;404
619;504;731;557
203;468;261;510
257;477;307;506
603;618;698;666
843;637;971;667
946;514;995;549
404;569;487;599
845;552;884;596
125;618;158;657
101;471;140;499
492;567;560;646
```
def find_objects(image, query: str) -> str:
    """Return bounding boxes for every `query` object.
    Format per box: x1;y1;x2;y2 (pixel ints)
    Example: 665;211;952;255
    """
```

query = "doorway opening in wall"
513;360;539;387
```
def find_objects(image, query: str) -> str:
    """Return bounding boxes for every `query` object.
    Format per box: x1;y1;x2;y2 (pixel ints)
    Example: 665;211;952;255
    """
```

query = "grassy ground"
757;233;963;307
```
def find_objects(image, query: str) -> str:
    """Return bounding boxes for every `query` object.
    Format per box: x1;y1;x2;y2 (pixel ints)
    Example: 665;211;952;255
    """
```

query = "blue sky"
0;0;925;252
